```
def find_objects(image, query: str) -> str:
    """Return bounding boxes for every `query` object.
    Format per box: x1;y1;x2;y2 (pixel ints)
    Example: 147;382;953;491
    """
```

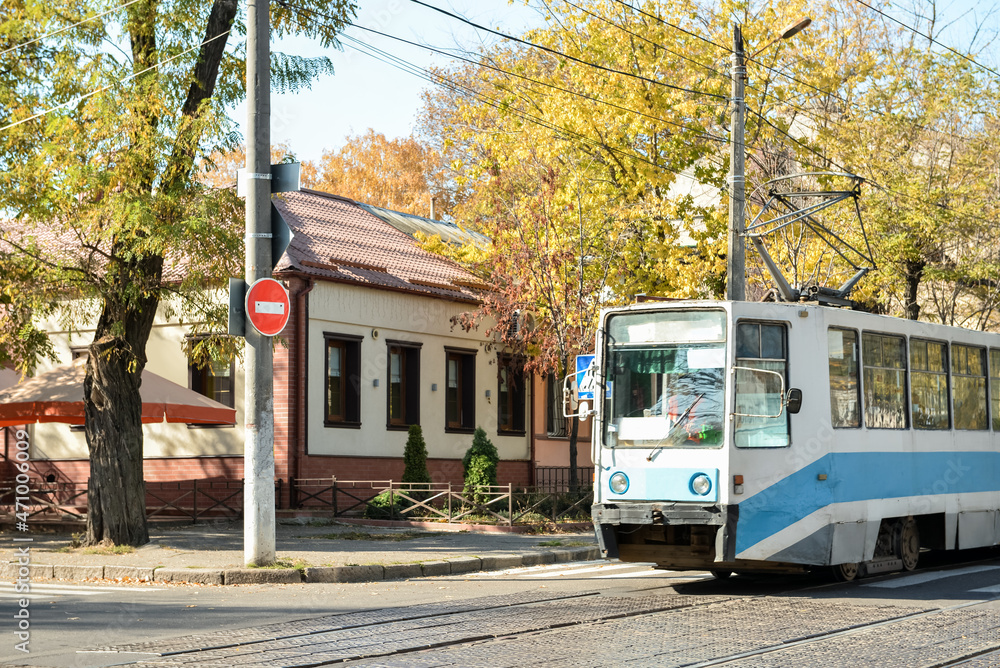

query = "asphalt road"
5;549;1000;667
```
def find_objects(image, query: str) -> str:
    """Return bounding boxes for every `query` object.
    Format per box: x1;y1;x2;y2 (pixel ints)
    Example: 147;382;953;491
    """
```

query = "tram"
580;300;1000;580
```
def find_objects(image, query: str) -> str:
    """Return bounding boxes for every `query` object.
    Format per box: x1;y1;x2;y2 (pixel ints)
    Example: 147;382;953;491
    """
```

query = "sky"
230;0;1000;166
231;1;544;165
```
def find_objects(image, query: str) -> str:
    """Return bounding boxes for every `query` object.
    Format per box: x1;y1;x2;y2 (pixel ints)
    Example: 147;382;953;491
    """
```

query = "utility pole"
244;0;275;566
726;25;746;302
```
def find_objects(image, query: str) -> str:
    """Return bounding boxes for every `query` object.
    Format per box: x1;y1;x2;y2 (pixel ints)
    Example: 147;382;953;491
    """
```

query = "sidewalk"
0;518;599;585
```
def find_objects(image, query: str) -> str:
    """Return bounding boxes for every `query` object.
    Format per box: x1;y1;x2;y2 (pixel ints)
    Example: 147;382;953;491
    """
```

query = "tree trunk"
83;261;161;547
904;258;925;320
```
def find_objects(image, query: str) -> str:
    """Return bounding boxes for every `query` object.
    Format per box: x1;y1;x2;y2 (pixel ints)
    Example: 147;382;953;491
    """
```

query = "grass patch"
82;544;135;556
248;558;309;571
304;530;435;542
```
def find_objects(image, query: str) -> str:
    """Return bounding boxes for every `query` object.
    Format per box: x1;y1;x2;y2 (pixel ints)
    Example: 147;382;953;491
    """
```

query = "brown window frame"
497;353;527;435
325;333;362;428
386;340;421;429
445;347;476;433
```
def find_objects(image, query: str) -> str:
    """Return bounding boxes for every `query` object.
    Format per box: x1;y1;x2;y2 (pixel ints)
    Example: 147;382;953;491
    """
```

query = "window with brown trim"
187;337;235;410
387;341;420;428
497;354;526;434
445;349;476;431
325;333;361;426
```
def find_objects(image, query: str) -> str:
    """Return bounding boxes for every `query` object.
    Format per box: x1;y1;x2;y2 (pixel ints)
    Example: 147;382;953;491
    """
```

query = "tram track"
87;560;1000;667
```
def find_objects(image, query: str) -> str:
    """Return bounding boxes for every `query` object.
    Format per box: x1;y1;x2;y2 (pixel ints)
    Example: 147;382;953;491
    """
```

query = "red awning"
0;360;236;427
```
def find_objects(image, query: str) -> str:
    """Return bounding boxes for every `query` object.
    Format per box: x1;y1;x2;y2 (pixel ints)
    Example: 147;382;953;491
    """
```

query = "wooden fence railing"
1;476;593;526
289;479;593;526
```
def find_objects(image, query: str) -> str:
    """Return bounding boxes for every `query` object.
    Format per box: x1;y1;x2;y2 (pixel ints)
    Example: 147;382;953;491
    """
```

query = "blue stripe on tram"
735;451;1000;554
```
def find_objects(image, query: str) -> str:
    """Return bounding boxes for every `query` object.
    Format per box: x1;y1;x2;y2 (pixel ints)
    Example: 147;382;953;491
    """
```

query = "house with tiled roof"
15;189;540;499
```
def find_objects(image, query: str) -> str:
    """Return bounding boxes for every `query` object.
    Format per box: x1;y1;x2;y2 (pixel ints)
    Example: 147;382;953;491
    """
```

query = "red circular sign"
245;278;290;336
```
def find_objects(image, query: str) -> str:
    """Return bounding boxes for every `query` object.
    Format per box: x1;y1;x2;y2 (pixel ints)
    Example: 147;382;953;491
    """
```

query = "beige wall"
306;281;531;461
30;297;244;461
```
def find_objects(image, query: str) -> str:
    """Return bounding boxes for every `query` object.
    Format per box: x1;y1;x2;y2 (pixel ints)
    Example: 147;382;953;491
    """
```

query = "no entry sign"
245;278;290;336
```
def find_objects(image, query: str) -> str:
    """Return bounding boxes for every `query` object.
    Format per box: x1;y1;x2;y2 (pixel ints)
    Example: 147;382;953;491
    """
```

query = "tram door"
733;322;791;449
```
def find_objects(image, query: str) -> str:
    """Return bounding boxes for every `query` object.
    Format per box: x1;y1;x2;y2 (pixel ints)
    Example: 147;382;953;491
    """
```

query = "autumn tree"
0;0;356;546
302;128;452;218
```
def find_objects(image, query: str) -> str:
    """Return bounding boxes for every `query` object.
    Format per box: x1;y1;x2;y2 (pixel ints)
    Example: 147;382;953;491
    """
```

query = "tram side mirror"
786;388;803;414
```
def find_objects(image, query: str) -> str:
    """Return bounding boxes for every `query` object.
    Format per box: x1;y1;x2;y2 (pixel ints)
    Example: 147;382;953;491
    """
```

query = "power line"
0;29;231;133
851;0;1000;78
283;3;727;186
556;0;727;79
606;0;730;53
0;0;141;59
406;0;727;101
317;7;727;142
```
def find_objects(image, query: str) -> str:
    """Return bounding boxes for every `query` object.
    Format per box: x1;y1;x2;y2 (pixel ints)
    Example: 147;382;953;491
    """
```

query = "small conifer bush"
462;427;499;506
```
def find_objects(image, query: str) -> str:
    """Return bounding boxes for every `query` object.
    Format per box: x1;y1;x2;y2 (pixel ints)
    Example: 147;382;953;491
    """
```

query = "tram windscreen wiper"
646;393;704;462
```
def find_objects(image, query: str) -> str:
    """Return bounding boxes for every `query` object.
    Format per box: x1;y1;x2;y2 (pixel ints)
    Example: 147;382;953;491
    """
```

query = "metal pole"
726;25;746;302
244;0;275;566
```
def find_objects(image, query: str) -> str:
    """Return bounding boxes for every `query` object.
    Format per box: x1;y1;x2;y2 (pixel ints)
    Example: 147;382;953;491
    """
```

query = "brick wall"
293;455;532;488
13;456;244;485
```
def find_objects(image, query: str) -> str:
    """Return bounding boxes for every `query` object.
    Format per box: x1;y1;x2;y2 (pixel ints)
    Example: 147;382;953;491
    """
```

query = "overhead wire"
0;28;232;133
851;0;1000;78
0;0;142;59
282;2;728;184
309;4;727;142
405;0;727;101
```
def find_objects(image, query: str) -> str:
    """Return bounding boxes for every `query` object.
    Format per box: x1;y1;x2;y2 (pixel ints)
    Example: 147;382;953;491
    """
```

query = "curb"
0;546;600;586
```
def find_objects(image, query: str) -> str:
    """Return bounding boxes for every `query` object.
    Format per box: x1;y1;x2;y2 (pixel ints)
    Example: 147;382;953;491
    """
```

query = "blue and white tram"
587;300;1000;580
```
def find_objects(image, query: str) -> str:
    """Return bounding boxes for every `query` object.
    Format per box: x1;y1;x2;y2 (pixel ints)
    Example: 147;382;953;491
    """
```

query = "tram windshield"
603;310;726;448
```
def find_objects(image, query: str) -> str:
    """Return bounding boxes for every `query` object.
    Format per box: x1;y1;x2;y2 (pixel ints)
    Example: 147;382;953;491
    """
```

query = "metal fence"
1;475;594;527
0;478;283;524
533;466;594;493
290;478;593;526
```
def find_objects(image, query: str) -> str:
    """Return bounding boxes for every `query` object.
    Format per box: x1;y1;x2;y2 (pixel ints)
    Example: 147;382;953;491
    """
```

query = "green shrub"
364;490;403;519
464;454;498;506
463;427;499;506
462;426;499;478
402;425;432;494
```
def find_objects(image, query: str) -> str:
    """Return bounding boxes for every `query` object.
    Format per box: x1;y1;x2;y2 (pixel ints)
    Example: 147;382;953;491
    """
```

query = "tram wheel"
831;562;860;582
710;569;733;580
896;517;920;571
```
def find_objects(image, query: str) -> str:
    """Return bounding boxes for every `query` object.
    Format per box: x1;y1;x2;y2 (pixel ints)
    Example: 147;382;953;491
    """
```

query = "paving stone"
382;563;422;580
420;560;451;577
53;564;104;580
446;557;481;574
154;568;224;585
303;565;384;583
225;569;303;585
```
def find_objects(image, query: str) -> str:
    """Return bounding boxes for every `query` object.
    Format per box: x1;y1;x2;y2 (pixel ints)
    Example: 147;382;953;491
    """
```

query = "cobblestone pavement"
76;588;1000;667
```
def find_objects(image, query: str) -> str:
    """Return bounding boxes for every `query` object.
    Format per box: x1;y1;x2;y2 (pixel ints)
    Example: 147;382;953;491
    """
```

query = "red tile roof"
272;189;482;303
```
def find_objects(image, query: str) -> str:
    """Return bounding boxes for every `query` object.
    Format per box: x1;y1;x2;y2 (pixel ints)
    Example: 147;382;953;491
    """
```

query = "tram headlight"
609;472;629;494
690;474;712;496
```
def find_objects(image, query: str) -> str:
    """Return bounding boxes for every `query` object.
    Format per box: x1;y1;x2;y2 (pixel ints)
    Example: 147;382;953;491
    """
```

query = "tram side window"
952;344;987;431
735;322;789;448
861;332;908;429
827;328;860;428
910;339;949;430
991;350;1000;431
